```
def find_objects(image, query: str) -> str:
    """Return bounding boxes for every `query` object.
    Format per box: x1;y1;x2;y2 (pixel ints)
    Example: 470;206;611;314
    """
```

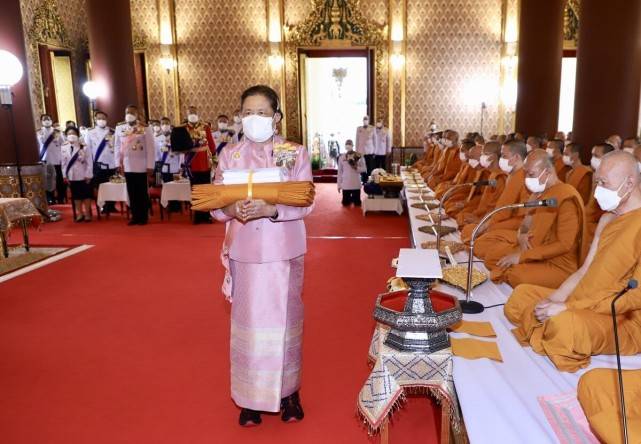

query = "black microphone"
611;279;638;444
522;198;558;208
473;179;497;187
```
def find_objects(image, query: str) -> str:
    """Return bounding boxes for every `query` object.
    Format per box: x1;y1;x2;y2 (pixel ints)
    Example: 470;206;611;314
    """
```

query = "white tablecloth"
362;196;403;215
160;181;191;208
399;170;641;444
97;182;129;208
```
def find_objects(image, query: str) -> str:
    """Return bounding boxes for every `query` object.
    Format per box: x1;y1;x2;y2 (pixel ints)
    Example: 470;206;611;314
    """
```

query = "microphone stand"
462;203;522;314
611;279;638;444
436;182;475;254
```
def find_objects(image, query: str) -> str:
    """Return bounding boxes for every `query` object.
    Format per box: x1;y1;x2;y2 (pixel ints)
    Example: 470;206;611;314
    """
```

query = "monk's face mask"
594;179;630;212
525;169;548;193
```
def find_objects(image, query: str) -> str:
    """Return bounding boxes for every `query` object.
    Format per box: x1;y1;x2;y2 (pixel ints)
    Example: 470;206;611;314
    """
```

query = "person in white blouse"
36;113;66;204
373;118;392;171
61;127;94;222
355;115;378;180
85;110;116;213
337;139;366;206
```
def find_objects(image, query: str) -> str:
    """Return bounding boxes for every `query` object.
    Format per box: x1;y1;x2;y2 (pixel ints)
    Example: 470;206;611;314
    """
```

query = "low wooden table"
0;198;41;258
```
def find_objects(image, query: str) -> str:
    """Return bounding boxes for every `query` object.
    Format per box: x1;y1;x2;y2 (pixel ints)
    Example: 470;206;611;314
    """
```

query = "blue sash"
39;132;56;161
65;148;81;178
216;141;228;155
94;135;110;163
161;150;169;164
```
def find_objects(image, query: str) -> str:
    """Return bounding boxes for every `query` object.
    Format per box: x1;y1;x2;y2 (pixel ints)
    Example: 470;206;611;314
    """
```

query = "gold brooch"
232;151;241;160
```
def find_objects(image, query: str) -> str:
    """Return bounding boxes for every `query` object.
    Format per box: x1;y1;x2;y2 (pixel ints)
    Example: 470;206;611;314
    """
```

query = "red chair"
148;186;164;221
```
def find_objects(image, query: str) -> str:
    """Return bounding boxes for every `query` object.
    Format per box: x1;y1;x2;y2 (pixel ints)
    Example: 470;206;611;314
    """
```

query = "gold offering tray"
418;225;457;236
412;202;439;210
415;212;446;222
421;240;467;254
441;265;488;291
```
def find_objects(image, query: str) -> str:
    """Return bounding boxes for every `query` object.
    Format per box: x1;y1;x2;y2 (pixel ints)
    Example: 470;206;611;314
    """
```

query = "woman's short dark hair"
240;85;282;117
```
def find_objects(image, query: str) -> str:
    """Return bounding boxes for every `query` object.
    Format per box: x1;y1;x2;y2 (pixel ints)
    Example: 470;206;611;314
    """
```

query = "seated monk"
578;368;641;444
526;135;544;154
420;130;449;179
427;130;462;188
481;149;586;288
443;144;488;217
504;151;641;372
456;141;507;226
414;131;441;172
585;143;616;245
563;142;593;204
546;139;570;181
462;140;529;245
606;133;623;150
434;140;475;198
622;136;639;155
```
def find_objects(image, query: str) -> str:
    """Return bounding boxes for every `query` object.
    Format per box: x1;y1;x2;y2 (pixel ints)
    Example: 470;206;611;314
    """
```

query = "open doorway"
38;45;78;124
300;49;373;170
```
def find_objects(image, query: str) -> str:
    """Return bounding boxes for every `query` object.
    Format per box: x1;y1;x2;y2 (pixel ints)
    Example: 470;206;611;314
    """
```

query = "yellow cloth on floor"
578;368;641;444
450;337;503;362
450;320;496;337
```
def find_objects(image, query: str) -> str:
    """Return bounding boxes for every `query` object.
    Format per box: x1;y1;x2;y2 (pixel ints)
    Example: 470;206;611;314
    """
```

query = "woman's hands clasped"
223;199;278;222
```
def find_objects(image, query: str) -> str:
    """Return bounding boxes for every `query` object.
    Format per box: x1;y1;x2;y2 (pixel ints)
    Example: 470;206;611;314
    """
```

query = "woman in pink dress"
212;85;313;427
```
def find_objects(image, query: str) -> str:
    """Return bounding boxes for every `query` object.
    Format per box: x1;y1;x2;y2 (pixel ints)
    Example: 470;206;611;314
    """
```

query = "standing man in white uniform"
373;118;392;171
114;104;155;226
85;110;116;213
37;113;66;204
355;115;377;182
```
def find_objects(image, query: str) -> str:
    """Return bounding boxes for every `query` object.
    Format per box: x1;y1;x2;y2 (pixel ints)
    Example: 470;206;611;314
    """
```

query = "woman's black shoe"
239;408;262;427
280;391;304;422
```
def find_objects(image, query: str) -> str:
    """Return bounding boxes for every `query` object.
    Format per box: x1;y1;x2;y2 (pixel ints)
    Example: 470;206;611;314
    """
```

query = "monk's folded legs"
504;284;553;345
504;263;572;288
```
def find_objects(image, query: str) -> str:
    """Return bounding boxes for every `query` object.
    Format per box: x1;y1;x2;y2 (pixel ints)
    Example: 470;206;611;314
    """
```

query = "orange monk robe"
504;207;641;372
578;369;641;444
455;169;507;226
482;183;586;288
443;169;490;218
427;147;458;188
584;193;604;246
415;142;436;170
554;157;571;182
462;168;529;245
435;162;477;202
419;144;442;176
565;164;593;205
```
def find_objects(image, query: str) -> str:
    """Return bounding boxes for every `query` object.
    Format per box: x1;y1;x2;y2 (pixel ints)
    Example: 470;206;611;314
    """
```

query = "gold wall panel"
405;0;503;144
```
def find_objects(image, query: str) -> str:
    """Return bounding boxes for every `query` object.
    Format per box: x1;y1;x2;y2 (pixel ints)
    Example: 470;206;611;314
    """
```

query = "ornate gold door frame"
283;0;387;144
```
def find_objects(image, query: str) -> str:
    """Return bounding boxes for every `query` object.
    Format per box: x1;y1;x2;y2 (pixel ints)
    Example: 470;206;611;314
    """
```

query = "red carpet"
0;184;440;443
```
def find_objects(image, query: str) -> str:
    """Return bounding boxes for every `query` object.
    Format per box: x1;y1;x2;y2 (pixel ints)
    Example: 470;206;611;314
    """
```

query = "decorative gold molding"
283;0;388;143
132;31;148;51
29;0;70;48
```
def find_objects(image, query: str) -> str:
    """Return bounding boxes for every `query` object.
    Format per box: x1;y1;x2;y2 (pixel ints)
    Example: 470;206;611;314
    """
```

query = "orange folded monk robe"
578;369;641;444
456;141;506;226
419;131;446;177
427;130;461;188
482;150;586;289
442;144;488;216
504;151;641;372
461;140;529;244
563;142;593;204
434;140;474;197
546;139;570;182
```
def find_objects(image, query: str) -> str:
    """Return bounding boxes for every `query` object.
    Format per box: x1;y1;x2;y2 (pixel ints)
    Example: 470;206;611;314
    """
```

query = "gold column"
498;0;520;135
156;0;181;122
266;0;287;137
388;0;407;146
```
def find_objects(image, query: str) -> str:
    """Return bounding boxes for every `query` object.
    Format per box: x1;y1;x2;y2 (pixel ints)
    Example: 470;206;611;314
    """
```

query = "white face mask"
346;144;354;151
459;152;467;161
42;120;52;128
546;148;555;158
161;124;171;133
468;159;480;168
591;156;601;171
66;134;79;143
525;170;548;193
499;157;513;173
526;144;533;152
376;122;383;129
218;121;228;130
187;114;199;124
153;125;160;133
96;119;107;128
363;119;369;126
624;147;635;154
233;115;242;124
125;113;137;123
594;180;627;212
480;154;491;168
562;155;572;166
242;115;274;143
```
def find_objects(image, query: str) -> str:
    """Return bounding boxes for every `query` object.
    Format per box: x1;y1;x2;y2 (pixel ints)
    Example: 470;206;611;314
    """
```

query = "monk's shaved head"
461;140;475;151
505;140;527;159
598;151;640;185
606;134;623;150
566;143;582;155
527;149;554;170
468;144;483;160
548;139;565;153
593;143;616;158
483;141;501;157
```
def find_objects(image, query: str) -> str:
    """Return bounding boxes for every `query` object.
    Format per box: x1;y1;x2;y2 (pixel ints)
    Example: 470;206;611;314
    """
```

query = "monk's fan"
191;181;316;210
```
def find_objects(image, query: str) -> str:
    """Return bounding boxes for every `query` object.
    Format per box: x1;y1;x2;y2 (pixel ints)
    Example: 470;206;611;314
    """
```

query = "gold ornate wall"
406;0;503;144
20;0;89;127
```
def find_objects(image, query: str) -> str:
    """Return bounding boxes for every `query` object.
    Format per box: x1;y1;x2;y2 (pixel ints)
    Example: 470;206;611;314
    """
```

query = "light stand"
480;101;487;136
1;86;24;198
